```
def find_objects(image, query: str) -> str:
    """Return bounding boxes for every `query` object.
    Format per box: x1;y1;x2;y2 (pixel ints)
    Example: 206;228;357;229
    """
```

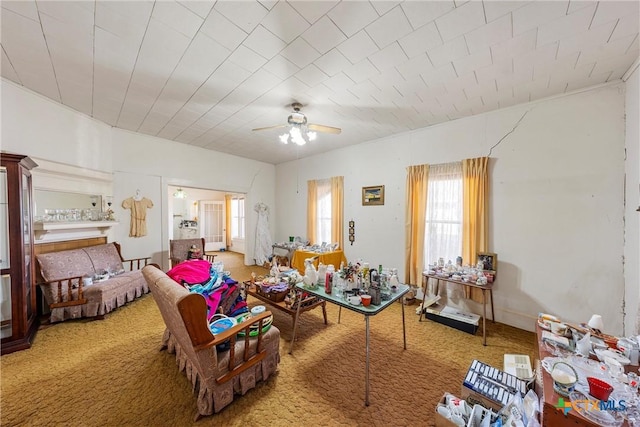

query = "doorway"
168;185;246;255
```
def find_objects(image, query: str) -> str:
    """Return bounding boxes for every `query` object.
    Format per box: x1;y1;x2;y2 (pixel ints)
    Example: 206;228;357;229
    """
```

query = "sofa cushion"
36;248;95;282
82;243;124;274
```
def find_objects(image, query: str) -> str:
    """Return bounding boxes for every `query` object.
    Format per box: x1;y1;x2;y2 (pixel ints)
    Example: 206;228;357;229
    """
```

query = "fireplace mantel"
34;221;119;243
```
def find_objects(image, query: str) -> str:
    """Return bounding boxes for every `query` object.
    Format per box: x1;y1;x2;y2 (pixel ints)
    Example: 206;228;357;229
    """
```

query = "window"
316;179;331;244
424;162;463;266
231;196;245;239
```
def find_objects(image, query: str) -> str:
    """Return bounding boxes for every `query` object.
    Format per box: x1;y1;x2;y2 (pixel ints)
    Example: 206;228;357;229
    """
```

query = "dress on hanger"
254;202;273;266
122;195;153;237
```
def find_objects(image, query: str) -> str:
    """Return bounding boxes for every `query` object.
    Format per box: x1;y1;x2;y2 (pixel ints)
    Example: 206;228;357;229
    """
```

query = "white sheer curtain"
424;162;463;266
316;179;332;244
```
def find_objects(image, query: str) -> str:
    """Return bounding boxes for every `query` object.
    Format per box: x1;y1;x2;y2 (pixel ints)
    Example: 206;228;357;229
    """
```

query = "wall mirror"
33;190;102;218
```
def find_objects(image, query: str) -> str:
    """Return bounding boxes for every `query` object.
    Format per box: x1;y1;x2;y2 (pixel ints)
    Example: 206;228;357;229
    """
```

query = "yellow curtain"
405;164;429;286
307;180;318;245
330;176;344;250
462;157;489;302
225;195;232;250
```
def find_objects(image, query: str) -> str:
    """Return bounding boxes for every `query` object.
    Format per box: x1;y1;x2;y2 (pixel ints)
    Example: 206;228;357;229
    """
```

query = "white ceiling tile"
533;52;579;81
537;4;597;47
426;36;469;67
464;14;512;53
342;59;380;83
400;1;455;30
295;64;329;87
435;1;486;42
243;25;287;60
228;45;268;73
568;1;597;14
513;42;558;76
261;1;310;44
95;2;151;40
37;1;94;24
368;42;408;72
39;11;93;51
513;1;568;36
490;29;537;64
328;1;379;37
365;6;413;49
557;20;617;59
288;1;339;25
394;76;428;98
1;9;61;102
398;22;442;59
1;0;39;21
420;63;458;87
214;0;268;34
609;14;640;42
548;61;594;87
396;54;434;80
263;55;300;80
370;67;406;89
323;72;355;93
444;72;478;93
200;10;248;51
336;30;379;64
475;57;513;83
152;1;203;39
591;50;639;76
313;49;351;76
1;49;21;83
301;16;346;55
483;1;531;23
280;37;321;68
591;1;639;28
452;48;492;76
258;0;278;12
371;1;401;16
177;1;214;19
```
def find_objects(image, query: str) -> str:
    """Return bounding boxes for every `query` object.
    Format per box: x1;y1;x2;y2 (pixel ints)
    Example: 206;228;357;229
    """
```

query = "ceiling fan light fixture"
307;131;317;141
173;188;188;199
279;133;290;144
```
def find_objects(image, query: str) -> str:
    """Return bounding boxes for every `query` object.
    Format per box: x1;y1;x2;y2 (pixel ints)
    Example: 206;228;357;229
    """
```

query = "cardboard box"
434;393;459;427
460;386;504;412
425;304;479;335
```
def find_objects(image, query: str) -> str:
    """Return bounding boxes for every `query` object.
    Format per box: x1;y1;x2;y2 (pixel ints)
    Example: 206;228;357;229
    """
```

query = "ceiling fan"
252;102;341;146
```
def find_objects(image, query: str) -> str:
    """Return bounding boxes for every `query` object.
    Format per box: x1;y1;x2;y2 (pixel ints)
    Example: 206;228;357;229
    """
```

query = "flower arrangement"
338;260;362;282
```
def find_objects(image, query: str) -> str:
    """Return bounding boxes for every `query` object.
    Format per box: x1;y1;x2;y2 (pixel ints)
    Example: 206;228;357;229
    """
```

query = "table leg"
482;289;487;346
489;289;495;323
365;315;370;406
419;276;427;322
321;300;328;324
401;299;407;350
338;306;342;324
290;293;303;354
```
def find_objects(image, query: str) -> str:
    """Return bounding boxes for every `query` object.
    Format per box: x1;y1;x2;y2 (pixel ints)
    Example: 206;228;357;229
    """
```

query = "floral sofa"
142;265;280;419
36;242;152;323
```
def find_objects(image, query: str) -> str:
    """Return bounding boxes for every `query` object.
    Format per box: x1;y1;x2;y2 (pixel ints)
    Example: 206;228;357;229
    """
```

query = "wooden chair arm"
42;276;87;309
177;293;273;384
122;256;152;271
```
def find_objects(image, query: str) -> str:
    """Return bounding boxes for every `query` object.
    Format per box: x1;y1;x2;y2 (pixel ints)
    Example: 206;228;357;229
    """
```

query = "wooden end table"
242;281;327;354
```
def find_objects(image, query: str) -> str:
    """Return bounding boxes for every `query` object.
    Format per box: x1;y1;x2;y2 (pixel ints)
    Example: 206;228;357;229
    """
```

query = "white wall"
624;63;640;336
1;80;275;269
275;83;630;334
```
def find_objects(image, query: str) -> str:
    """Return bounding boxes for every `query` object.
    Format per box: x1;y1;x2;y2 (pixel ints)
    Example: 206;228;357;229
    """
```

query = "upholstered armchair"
169;238;216;268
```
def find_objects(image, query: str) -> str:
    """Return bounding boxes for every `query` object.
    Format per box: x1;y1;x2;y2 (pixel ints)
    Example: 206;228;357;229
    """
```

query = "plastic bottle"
325;264;335;294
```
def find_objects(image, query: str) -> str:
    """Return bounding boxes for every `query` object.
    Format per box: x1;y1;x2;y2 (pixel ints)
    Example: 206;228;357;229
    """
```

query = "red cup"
361;294;371;307
587;377;614;401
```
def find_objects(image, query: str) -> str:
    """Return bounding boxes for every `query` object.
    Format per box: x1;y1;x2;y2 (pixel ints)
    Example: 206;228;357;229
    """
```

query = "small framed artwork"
476;252;497;272
362;185;385;206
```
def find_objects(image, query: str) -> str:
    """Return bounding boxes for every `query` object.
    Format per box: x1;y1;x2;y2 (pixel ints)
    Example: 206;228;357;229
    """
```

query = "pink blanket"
166;259;211;285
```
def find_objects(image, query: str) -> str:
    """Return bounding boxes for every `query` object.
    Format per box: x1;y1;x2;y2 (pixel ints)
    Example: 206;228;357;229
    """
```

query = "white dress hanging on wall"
254;202;273;266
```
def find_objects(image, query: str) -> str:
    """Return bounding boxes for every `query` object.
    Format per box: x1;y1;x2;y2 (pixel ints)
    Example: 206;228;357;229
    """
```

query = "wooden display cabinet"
1;153;39;354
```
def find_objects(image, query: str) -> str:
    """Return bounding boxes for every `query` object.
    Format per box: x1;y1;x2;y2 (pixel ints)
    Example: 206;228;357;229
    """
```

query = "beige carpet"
1;251;536;426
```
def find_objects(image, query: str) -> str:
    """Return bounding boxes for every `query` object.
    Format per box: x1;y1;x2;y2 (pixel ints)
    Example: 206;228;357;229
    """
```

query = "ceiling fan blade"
308;123;342;134
252;124;287;132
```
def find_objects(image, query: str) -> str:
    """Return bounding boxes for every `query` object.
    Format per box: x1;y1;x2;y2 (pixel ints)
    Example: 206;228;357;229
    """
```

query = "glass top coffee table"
295;283;410;406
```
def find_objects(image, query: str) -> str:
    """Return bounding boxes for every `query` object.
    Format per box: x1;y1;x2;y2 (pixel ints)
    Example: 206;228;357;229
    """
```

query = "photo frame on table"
476;252;497;272
362;185;384;206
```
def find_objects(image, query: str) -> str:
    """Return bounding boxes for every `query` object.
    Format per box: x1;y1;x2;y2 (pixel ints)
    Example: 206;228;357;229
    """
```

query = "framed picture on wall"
362;185;384;206
476;252;497;272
